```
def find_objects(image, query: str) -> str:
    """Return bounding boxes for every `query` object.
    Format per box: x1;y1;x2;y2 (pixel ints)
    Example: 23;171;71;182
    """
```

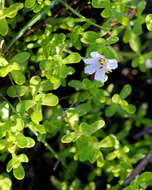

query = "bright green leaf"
7;86;28;98
61;132;79;143
100;135;119;148
36;93;59;106
0;19;8;36
11;70;26;85
120;84;132;99
146;14;152;31
81;31;100;44
13;164;25;180
31;103;43;122
25;0;36;8
63;53;81;64
105;104;118;117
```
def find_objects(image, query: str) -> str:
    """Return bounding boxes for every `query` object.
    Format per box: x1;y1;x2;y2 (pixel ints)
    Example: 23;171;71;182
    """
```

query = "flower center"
99;58;106;68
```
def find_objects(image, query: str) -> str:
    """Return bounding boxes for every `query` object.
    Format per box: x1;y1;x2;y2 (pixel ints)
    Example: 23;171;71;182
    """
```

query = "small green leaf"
1;3;23;19
0;62;20;77
80;120;105;136
18;154;29;163
133;18;144;35
16;100;34;114
7;86;28;98
76;103;91;116
36;93;59;106
101;7;110;18
126;104;136;114
13;164;25;180
129;32;140;52
0;19;8;36
146;14;152;31
97;152;104;167
39;80;60;92
11;70;26;85
10;52;30;64
100;135;119;148
0;56;8;67
31;104;43;122
76;136;100;163
68;80;83;89
67;108;79;127
16;133;35;148
92;0;108;8
7;160;14;172
61;132;79;143
25;0;36;8
105;104;118;117
63;53;81;64
112;94;121;104
30;76;41;95
120;84;132;99
137;0;146;16
81;31;100;44
106;36;119;45
30;122;46;134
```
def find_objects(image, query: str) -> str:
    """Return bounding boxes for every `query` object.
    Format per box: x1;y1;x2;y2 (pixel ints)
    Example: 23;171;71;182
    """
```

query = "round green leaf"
10;52;30;64
120;84;132;99
61;132;79;143
0;19;8;36
105;104;118;117
146;14;152;31
41;93;59;106
13;164;25;180
0;56;8;67
11;70;25;85
7;85;28;98
81;31;100;44
92;0;107;8
112;94;121;104
25;0;36;8
63;53;81;64
31;104;43;122
100;135;119;148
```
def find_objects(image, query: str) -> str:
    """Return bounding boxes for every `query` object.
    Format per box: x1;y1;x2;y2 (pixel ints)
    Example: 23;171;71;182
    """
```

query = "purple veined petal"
90;52;105;59
84;62;99;74
82;57;98;65
145;59;152;68
94;67;106;82
106;59;118;70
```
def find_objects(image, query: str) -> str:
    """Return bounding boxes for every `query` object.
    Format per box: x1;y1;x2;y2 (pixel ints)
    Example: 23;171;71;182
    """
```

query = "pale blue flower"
145;59;152;69
83;52;118;82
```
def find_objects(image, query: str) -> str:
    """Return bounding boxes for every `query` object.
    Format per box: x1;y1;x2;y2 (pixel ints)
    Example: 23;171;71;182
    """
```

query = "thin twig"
119;149;152;190
134;126;152;139
8;73;21;102
60;0;104;30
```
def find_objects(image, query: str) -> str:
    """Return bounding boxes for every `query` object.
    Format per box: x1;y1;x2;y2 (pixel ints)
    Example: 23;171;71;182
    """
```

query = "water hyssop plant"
1;0;152;189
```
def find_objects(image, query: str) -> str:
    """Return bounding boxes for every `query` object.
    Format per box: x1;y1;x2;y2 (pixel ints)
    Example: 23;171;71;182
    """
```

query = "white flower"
83;52;118;82
145;59;152;69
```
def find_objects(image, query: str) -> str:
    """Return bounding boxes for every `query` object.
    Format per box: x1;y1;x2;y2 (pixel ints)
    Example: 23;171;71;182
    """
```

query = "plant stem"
3;0;61;54
60;0;104;30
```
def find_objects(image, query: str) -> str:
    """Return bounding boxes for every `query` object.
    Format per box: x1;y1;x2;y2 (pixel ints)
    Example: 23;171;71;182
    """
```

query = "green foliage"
0;0;152;189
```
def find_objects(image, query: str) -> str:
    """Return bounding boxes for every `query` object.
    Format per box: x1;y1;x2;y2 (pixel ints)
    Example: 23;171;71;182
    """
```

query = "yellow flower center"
99;58;106;67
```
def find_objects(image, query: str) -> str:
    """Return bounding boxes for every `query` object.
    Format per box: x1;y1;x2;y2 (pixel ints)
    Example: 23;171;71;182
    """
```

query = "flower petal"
83;57;98;65
94;67;106;82
106;59;118;70
90;52;104;59
145;59;152;68
84;62;99;74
